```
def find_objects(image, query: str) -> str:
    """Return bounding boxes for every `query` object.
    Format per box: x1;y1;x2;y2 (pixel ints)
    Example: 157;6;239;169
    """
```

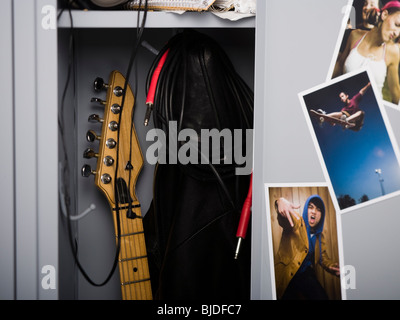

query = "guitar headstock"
82;71;143;209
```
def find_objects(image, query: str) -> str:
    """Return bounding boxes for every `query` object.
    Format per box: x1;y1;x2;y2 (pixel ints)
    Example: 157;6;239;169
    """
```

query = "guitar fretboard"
112;205;152;300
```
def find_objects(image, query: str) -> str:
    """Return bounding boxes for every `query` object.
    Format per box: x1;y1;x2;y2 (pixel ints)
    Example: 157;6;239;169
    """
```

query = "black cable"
58;0;149;288
198;47;222;131
145;31;254;214
120;0;149;220
177;43;187;132
58;2;120;288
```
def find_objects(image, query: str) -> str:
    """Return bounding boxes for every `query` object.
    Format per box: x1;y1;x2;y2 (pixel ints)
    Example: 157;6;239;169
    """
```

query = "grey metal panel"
0;0;15;300
251;0;270;300
252;0;349;299
13;0;39;299
12;0;59;300
341;199;400;299
36;0;58;300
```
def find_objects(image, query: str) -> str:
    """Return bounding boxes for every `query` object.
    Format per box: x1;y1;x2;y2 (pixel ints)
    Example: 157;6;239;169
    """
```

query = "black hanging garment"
143;30;253;300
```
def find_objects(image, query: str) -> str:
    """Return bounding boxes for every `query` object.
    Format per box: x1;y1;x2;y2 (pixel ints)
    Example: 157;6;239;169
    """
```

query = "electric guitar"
82;70;152;300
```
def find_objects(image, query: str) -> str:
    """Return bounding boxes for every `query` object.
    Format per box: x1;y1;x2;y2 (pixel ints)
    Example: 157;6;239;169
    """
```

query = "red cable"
146;48;170;105
236;172;253;239
235;172;252;259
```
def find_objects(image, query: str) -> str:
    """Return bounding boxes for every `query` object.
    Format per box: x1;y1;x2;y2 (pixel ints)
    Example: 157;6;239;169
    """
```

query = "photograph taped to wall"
327;0;400;109
265;183;344;300
299;68;400;213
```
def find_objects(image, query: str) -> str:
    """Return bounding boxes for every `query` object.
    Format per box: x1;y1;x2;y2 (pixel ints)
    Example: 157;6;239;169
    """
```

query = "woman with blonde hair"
334;1;400;104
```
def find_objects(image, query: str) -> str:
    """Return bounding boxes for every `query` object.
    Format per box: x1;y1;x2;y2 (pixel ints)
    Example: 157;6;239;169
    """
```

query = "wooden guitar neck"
83;70;152;300
113;206;152;300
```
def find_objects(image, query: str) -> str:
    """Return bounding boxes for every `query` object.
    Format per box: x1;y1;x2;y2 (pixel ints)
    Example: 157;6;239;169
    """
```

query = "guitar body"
84;70;152;300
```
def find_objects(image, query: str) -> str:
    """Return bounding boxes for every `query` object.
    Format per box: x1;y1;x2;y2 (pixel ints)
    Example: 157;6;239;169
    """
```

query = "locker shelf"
58;10;255;29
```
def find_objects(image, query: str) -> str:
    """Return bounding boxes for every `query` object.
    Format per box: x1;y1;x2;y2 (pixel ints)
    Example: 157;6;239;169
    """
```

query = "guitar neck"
84;70;152;300
112;204;152;300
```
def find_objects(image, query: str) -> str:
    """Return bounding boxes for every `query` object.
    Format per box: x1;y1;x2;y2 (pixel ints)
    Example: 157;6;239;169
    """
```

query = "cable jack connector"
144;103;153;126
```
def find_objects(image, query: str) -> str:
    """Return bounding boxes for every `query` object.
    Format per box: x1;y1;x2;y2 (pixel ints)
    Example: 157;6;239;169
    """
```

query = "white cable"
59;162;97;221
141;40;159;55
70;203;97;221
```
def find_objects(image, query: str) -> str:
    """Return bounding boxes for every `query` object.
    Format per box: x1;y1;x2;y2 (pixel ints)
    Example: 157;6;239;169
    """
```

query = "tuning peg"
106;138;117;149
91;97;106;106
83;148;99;159
88;114;104;123
94;77;109;92
81;164;95;177
103;156;114;167
108;121;119;132
111;103;121;114
113;86;124;97
86;130;100;142
101;174;112;184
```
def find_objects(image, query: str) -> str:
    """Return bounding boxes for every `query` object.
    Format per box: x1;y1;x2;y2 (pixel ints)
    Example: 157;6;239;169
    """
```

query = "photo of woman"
333;1;400;105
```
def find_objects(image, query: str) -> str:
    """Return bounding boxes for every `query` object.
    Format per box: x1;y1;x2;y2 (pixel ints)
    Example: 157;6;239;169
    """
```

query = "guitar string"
117;75;141;297
126;1;143;298
114;150;127;299
127;12;142;299
118;76;144;300
125;150;149;298
118;87;132;300
120;75;139;300
132;41;150;302
104;1;142;296
111;71;130;300
124;102;138;300
108;79;138;300
125;0;150;300
126;93;147;300
137;0;152;300
112;0;150;300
